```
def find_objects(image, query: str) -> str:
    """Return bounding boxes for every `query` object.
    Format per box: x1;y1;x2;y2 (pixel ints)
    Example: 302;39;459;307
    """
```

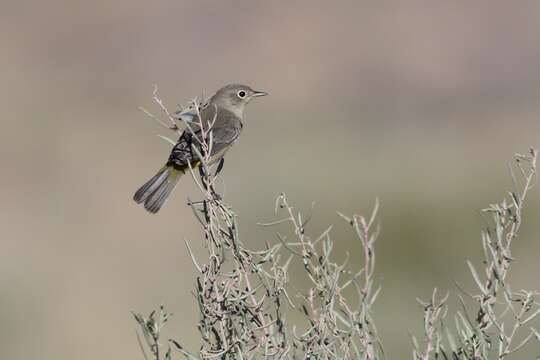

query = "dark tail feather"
133;166;182;213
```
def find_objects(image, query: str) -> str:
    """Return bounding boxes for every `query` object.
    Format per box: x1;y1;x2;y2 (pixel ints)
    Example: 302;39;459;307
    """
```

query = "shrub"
133;90;539;359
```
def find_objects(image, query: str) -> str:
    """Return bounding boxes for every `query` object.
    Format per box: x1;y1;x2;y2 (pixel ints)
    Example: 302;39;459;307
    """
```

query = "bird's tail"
133;166;183;213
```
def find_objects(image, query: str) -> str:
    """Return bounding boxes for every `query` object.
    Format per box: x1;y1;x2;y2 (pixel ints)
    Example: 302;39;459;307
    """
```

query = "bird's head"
210;84;268;115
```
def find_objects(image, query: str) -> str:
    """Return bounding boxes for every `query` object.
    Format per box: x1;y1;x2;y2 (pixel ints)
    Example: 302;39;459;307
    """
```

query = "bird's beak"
252;90;269;97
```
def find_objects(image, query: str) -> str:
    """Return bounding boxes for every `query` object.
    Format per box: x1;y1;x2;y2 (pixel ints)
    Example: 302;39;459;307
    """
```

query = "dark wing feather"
166;130;197;169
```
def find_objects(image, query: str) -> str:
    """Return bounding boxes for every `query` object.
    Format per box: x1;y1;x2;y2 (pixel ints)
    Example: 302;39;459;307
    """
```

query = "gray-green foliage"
411;149;539;359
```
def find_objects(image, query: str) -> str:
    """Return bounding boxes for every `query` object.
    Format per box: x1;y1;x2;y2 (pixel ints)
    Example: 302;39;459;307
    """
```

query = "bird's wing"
166;108;242;169
207;109;243;155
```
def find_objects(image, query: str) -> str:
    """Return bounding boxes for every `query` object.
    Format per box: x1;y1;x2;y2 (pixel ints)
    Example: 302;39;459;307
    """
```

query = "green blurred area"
1;1;540;358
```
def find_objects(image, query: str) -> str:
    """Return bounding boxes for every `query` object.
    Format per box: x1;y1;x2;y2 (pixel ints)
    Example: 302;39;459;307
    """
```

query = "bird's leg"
198;163;222;201
215;158;225;176
210;158;225;200
198;165;209;191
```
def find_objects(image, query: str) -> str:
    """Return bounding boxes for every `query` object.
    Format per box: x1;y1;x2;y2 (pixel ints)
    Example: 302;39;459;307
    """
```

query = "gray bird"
134;84;268;213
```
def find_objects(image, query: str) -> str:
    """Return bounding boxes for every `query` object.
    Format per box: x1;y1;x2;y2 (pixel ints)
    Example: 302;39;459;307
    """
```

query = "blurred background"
1;0;540;358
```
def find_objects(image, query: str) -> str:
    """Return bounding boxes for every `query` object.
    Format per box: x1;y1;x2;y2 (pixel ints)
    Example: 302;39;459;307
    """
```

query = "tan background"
1;0;540;358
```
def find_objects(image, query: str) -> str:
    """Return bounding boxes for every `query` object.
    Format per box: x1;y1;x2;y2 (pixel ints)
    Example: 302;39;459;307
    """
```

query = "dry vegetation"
133;91;539;359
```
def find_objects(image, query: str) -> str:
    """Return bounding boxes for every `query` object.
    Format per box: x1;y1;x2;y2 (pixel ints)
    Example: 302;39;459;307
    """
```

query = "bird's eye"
237;90;246;98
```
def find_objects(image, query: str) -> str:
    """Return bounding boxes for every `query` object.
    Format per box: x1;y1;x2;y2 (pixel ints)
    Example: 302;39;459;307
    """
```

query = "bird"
134;83;268;213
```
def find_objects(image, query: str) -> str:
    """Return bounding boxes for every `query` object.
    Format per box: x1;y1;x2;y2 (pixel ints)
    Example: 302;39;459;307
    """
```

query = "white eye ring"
237;90;247;98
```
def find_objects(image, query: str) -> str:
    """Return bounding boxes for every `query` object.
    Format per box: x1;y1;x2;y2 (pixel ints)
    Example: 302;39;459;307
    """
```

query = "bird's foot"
211;190;223;202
